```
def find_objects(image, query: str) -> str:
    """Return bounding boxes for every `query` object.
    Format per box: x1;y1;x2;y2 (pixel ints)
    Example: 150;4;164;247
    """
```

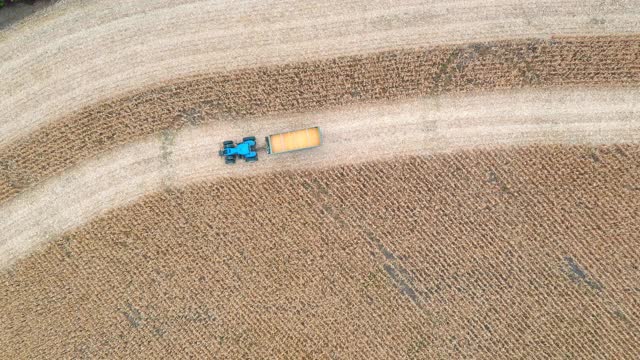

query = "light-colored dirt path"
1;87;639;269
1;0;639;145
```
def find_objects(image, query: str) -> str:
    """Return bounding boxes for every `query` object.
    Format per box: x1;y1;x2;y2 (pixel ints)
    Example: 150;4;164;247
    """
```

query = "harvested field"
2;0;640;357
1;35;640;204
1;145;639;358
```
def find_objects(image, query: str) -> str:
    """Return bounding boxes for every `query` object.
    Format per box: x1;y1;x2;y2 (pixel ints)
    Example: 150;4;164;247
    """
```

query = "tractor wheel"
242;136;256;143
246;156;258;162
223;140;234;147
225;157;236;165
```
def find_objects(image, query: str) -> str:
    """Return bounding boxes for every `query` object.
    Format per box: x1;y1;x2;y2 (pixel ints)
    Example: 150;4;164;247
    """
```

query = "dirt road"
2;0;639;145
1;87;639;269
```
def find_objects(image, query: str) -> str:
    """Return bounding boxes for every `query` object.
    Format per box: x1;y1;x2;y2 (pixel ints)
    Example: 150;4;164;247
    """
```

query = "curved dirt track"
1;87;639;269
2;35;640;205
2;0;640;145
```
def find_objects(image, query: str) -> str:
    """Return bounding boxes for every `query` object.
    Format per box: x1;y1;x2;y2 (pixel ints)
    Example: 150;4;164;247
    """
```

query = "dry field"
1;0;640;358
2;145;639;358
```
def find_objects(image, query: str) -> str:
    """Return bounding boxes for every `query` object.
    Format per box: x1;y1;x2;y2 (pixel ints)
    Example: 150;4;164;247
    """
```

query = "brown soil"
1;144;638;358
1;35;639;204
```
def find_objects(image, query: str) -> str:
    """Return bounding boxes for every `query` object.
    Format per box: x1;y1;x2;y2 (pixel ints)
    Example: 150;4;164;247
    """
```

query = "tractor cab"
218;137;258;164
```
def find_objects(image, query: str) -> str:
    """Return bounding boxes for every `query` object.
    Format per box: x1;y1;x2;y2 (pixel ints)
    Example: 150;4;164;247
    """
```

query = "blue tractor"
219;136;258;164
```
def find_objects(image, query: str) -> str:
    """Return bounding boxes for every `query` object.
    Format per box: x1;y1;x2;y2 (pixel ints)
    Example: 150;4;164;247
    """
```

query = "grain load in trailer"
266;127;322;154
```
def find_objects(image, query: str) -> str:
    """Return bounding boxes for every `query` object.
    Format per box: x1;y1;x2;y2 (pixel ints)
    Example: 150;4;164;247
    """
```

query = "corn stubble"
1;35;639;203
1;144;638;358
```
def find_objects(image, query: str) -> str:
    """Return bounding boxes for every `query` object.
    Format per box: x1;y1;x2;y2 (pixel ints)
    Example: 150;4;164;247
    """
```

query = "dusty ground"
1;145;638;358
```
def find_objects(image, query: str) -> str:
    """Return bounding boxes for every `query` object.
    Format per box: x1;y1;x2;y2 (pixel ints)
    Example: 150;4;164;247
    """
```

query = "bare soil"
0;35;639;204
1;144;638;358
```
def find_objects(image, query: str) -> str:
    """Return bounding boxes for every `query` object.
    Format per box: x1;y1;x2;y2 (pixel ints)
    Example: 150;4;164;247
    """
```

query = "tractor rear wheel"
245;156;258;162
242;136;256;143
223;140;234;147
225;157;236;164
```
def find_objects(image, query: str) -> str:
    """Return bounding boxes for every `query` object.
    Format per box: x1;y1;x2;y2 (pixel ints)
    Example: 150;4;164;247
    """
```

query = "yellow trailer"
265;127;322;154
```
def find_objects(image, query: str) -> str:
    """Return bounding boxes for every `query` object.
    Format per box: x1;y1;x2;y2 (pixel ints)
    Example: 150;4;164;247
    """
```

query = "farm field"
2;145;640;358
1;0;639;358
